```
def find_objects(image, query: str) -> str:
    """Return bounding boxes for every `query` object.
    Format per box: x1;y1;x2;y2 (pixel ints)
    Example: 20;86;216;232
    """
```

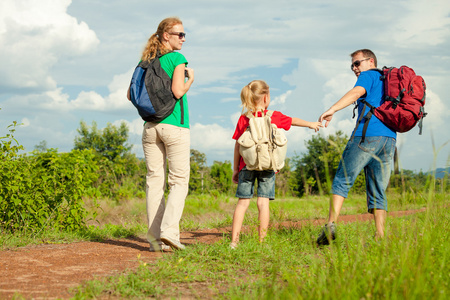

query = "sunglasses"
350;58;370;70
168;32;186;39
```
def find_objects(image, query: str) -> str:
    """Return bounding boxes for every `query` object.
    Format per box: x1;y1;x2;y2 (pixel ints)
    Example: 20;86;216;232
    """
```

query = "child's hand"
309;121;323;132
232;170;239;184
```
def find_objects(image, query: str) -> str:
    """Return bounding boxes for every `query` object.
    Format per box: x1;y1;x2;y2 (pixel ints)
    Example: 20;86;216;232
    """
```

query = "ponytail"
141;17;182;62
240;80;270;114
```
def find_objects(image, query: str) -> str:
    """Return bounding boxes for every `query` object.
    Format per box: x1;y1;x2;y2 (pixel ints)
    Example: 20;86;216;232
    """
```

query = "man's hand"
319;108;336;128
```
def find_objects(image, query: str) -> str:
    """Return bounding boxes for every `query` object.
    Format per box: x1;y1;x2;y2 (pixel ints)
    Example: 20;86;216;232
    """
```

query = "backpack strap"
156;51;184;125
418;107;427;135
350;99;375;144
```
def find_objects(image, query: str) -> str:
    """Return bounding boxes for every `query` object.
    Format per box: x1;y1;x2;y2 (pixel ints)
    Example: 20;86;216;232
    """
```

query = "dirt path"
0;209;425;299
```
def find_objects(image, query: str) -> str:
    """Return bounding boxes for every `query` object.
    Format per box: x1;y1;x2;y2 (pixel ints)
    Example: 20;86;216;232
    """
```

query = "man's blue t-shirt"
352;70;396;139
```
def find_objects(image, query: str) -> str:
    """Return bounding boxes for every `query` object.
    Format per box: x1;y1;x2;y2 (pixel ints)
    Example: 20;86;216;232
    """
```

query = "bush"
0;121;99;233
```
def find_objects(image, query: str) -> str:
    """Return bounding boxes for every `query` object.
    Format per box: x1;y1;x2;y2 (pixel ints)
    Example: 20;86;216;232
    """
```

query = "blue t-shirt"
352;70;396;139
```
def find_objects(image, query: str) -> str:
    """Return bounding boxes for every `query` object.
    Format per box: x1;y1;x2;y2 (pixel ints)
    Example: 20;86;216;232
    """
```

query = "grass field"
2;187;448;299
63;190;447;299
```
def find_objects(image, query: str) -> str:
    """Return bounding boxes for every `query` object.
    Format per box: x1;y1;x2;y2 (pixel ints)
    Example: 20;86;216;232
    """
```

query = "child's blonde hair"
240;80;269;113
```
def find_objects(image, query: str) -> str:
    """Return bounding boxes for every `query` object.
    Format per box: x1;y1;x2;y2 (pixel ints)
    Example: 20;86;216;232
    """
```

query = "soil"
0;208;425;299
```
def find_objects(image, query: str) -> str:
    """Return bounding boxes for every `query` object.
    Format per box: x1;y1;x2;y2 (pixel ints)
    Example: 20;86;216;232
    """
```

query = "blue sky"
1;0;449;172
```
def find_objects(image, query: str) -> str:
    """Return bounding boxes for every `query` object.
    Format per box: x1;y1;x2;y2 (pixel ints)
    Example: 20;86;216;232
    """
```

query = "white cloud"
21;117;30;127
0;0;99;93
380;0;450;47
422;89;447;130
271;90;292;107
191;123;235;151
115;118;144;136
1;0;449;172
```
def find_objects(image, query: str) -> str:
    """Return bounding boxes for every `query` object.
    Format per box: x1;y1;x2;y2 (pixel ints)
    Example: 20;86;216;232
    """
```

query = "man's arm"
319;86;366;127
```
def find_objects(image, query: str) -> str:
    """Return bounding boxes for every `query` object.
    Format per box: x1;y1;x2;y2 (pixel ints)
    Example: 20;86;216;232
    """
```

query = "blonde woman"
230;80;321;248
128;17;194;251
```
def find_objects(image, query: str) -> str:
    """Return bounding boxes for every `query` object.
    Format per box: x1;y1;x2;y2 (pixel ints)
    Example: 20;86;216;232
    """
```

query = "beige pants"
142;122;190;245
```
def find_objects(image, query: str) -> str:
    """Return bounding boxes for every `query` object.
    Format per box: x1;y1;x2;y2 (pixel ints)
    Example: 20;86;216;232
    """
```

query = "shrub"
0;121;99;233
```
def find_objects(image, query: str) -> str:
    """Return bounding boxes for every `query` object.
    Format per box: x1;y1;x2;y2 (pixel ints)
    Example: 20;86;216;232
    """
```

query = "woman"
128;17;194;251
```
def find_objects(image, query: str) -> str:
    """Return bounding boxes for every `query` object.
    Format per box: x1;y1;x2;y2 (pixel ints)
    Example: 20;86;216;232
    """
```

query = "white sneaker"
149;243;171;252
161;236;186;250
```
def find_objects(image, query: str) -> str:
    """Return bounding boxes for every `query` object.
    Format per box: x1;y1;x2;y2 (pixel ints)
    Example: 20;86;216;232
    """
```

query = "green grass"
2;188;449;299
0;187;439;249
72;196;449;299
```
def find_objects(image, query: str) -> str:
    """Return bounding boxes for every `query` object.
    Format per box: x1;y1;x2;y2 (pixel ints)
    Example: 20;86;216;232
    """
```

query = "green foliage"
292;131;345;195
91;153;146;200
73;196;450;299
74;120;131;161
275;158;297;197
73;120;146;200
0;120;99;233
292;131;366;196
209;160;233;194
189;149;208;193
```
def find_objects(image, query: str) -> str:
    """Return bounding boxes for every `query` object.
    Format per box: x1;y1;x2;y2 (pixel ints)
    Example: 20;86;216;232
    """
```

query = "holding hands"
318;108;336;128
308;121;323;132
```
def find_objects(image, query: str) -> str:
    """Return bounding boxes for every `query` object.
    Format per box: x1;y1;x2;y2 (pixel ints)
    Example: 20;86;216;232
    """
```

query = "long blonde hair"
240;80;270;114
141;17;182;62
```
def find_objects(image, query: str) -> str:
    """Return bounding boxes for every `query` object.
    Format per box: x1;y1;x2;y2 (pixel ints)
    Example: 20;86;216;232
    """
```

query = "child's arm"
291;118;323;132
232;141;240;184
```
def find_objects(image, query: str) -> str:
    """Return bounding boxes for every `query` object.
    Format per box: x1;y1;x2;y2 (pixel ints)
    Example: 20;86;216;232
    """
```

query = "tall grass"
72;192;449;299
0;184;439;250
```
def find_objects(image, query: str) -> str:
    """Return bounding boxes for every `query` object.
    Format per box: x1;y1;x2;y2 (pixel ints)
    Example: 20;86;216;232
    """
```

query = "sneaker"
149;243;171;252
161;236;186;250
316;222;337;246
161;244;171;251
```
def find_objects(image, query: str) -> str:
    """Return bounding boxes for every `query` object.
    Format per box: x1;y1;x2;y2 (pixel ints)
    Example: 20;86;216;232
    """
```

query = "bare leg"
327;194;345;224
373;209;387;239
231;199;251;246
256;197;270;242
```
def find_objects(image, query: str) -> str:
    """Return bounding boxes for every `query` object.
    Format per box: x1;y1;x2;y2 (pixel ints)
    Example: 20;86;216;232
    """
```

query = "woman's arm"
171;64;194;99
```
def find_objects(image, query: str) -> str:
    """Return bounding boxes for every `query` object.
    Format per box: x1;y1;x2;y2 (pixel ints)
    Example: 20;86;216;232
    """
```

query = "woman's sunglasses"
168;32;186;39
350;58;370;70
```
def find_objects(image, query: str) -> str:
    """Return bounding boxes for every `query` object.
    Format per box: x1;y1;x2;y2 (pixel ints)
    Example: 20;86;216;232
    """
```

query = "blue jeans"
235;167;276;200
332;136;396;212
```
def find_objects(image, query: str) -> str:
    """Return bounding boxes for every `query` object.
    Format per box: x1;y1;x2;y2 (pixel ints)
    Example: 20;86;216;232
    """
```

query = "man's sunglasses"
350;58;370;70
168;32;186;39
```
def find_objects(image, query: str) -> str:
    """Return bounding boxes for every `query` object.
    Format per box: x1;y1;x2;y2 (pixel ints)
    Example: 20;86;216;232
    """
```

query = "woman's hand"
172;64;194;99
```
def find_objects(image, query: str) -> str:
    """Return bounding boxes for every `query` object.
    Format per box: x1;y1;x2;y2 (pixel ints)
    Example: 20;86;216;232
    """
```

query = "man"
317;49;396;245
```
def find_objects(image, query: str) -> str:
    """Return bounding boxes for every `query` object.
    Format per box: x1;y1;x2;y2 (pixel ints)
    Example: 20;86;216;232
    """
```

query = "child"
230;80;322;249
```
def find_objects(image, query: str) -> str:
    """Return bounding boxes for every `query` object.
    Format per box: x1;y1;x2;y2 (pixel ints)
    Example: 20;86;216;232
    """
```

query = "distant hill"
431;167;449;179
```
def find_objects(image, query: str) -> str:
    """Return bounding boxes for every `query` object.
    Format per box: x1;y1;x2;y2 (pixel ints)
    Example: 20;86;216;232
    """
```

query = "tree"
74;121;131;160
210;160;233;194
275;158;296;197
291;131;366;196
189;149;208;193
34;140;48;152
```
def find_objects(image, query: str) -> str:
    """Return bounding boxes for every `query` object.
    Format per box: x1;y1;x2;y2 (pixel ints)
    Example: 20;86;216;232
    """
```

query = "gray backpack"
237;110;287;172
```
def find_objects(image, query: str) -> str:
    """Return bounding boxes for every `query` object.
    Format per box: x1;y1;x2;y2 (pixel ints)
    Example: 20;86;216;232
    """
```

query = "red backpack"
353;66;427;143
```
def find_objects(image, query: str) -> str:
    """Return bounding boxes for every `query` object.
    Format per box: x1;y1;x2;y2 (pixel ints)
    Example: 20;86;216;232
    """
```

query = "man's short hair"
350;49;377;67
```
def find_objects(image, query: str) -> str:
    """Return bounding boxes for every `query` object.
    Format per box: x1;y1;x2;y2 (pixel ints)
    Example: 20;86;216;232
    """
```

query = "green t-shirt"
159;52;189;128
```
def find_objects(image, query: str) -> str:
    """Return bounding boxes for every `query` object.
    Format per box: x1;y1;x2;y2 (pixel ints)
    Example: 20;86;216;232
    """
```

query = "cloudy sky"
1;0;449;172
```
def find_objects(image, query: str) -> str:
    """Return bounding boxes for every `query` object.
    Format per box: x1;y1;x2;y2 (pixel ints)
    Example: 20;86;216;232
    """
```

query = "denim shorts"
235;167;276;200
332;136;396;213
